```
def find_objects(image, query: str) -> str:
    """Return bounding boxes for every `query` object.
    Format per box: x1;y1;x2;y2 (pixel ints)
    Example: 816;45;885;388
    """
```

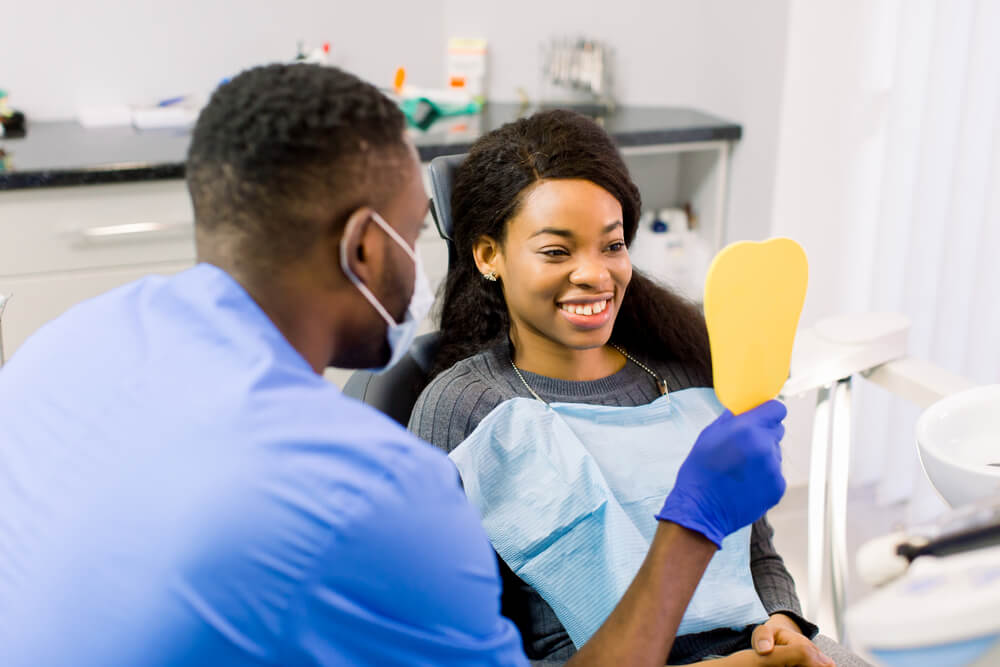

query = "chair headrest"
428;154;467;243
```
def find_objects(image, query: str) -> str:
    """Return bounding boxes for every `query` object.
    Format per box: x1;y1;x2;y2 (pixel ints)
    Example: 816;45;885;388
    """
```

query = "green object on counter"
399;96;482;131
0;88;27;139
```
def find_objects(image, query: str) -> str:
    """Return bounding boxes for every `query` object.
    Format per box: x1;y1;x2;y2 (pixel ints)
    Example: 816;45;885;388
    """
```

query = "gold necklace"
510;344;669;404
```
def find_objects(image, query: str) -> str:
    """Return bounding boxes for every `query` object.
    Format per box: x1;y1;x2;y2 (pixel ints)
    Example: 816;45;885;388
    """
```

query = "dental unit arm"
781;312;973;407
778;312;976;641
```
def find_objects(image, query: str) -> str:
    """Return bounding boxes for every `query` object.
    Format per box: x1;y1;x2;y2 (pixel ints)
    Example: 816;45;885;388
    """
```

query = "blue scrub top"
0;264;526;666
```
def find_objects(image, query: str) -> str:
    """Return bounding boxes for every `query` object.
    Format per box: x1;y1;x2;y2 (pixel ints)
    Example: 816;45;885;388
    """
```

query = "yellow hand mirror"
703;238;808;415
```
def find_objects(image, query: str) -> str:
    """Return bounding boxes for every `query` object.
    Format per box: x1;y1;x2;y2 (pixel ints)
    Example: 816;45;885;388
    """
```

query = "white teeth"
561;300;609;316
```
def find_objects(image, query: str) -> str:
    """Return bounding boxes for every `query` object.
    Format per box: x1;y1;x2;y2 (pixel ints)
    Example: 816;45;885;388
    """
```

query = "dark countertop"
0;104;741;191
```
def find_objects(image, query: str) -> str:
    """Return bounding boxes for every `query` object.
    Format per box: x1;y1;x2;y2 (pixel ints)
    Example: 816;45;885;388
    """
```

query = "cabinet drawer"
0;181;195;278
0;262;193;359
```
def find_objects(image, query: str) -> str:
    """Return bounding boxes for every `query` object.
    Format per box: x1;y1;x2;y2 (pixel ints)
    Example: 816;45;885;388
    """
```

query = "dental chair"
341;154;465;425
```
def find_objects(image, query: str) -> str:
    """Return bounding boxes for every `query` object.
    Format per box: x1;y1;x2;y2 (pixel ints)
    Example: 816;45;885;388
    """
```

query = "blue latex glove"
657;400;787;547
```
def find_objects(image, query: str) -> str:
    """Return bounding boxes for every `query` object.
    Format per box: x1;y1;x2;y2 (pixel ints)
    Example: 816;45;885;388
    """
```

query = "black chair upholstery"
340;154;467;425
341;333;441;426
427;153;466;271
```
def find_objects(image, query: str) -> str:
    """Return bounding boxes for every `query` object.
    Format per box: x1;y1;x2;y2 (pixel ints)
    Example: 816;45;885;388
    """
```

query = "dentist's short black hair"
187;63;408;272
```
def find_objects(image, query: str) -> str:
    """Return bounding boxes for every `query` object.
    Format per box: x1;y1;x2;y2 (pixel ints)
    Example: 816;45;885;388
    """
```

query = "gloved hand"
656;400;787;547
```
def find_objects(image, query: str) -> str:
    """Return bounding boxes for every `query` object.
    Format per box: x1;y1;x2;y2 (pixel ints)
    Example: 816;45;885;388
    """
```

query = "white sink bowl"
916;384;1000;508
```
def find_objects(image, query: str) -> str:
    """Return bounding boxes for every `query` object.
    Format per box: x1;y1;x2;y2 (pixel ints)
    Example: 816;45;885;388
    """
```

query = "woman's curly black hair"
432;109;712;380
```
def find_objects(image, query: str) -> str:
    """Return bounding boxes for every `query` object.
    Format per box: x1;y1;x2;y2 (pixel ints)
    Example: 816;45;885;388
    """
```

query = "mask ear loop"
339;212;401;328
369;211;419;262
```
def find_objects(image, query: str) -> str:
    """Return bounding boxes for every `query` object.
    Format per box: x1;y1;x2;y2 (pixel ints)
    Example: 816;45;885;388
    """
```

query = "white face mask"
339;211;434;372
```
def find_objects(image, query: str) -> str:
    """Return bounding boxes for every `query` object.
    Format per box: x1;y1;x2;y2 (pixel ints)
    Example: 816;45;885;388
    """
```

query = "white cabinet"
0;180;196;359
0;263;193;356
0;181;195;275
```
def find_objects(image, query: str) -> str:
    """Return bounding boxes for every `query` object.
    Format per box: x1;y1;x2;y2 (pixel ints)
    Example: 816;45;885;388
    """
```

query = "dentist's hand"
656;400;787;547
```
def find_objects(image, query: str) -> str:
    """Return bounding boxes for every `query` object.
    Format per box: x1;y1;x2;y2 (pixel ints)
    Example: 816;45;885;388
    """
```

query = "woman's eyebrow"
529;221;623;239
529;227;574;239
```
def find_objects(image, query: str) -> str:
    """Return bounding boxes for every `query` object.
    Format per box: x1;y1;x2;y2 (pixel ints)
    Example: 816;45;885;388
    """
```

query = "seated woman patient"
410;110;864;667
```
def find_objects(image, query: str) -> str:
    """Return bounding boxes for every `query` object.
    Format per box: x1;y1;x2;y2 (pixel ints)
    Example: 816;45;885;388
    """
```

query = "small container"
447;38;488;99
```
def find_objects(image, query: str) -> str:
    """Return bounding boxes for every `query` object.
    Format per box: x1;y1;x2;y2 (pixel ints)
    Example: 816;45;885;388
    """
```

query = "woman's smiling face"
476;178;633;352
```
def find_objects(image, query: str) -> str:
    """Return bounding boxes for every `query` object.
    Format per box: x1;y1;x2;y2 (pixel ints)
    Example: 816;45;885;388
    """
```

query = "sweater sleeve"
750;515;819;639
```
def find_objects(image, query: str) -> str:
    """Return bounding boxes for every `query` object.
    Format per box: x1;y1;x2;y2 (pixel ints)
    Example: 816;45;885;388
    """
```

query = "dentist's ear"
473;235;501;280
339;207;378;285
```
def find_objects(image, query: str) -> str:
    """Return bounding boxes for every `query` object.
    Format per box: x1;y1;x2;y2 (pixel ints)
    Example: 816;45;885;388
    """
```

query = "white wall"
770;0;898;328
443;0;793;242
7;0;445;120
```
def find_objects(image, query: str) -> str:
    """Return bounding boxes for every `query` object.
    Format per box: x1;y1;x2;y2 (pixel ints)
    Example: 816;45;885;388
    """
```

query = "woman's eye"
607;242;626;252
541;249;569;257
